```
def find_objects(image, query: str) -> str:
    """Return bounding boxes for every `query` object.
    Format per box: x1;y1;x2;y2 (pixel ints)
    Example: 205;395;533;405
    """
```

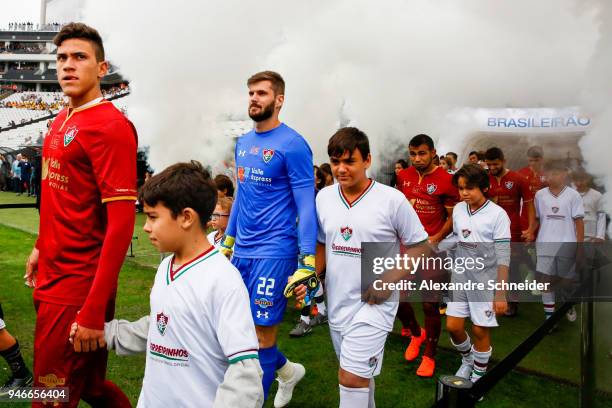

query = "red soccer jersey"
488;170;534;240
397;166;459;237
517;166;547;231
35;100;137;306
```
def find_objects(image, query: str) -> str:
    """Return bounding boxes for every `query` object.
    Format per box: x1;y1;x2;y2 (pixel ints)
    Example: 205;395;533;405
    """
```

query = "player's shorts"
330;322;388;379
33;301;109;408
232;257;296;326
536;256;576;279
446;289;498;327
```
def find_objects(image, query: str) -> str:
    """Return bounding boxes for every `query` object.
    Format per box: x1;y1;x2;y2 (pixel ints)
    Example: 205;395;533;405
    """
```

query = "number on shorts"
256;277;275;296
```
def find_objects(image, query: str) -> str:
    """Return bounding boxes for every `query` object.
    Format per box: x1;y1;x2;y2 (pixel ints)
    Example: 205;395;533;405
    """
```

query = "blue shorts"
232;257;296;326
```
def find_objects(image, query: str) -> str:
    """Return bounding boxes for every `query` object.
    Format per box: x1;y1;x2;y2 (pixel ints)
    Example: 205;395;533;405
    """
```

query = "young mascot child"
71;161;263;407
207;197;233;248
446;164;511;382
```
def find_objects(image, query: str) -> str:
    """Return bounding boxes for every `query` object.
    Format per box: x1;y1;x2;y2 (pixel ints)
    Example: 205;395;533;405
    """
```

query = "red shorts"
33;301;109;408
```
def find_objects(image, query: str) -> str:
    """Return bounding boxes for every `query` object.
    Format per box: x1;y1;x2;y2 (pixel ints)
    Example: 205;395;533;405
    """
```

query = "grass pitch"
0;191;610;407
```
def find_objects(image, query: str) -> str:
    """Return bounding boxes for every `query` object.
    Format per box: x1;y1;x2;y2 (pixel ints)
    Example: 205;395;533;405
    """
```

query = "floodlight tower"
40;0;57;26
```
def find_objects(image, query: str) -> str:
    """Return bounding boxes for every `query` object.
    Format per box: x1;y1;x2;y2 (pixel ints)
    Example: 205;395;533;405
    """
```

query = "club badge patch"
262;149;275;164
157;312;169;336
462;229;471;238
63;126;78;147
426;183;437;194
340;226;353;241
368;356;378;368
552;206;559;214
504;181;514;190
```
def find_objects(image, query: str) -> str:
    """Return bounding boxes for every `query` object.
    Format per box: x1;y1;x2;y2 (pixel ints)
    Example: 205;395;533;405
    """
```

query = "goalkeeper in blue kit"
220;71;318;407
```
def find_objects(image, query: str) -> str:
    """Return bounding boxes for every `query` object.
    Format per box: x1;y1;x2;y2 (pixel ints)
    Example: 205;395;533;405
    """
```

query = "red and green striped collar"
467;199;490;216
338;179;375;209
166;245;218;284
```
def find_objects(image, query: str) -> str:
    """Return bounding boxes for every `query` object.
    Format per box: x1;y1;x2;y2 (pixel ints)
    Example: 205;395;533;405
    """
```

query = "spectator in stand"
0;155;7;191
215;174;234;198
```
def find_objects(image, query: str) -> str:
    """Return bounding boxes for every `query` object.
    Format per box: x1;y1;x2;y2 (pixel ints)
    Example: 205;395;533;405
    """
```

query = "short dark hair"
571;167;591;182
485;147;505;161
247;71;285;96
409;134;435;150
446;152;458;160
139;161;217;228
396;159;408;169
53;22;105;61
328;127;370;160
214;174;234;197
527;146;543;158
314;165;326;190
469;151;479;157
543;159;568;172
452;164;490;191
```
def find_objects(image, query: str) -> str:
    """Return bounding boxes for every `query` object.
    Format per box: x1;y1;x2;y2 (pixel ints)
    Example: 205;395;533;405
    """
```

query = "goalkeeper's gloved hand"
284;254;319;305
219;235;235;259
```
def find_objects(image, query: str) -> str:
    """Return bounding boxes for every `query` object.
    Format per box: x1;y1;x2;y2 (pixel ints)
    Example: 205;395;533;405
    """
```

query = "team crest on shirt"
426;183;437;194
485;310;493;318
505;181;514;190
262;149;275;164
340;226;353;241
462;229;471;238
552;206;559;214
63;126;78;147
156;312;169;336
368;356;378;368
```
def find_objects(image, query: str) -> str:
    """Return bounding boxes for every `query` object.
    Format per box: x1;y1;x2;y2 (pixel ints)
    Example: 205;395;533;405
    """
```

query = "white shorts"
537;256;576;279
0;318;5;330
446;291;498;327
330;322;388;379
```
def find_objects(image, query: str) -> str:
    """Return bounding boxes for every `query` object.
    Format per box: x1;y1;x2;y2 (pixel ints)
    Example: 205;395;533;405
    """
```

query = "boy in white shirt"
293;127;428;407
71;162;263;408
207;197;233;248
445;164;511;382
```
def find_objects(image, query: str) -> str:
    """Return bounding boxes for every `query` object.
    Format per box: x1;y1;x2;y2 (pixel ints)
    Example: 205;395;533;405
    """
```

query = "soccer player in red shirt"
23;23;135;407
395;134;459;377
517;146;547;232
485;147;536;316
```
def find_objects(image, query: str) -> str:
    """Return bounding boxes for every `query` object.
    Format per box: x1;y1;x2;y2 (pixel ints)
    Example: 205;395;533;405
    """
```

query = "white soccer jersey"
138;246;258;408
535;187;584;256
316;180;428;332
451;200;511;283
207;230;223;248
579;188;606;240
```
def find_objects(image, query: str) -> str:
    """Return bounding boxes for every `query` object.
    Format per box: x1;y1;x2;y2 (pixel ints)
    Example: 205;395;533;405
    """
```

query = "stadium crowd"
3;22;63;32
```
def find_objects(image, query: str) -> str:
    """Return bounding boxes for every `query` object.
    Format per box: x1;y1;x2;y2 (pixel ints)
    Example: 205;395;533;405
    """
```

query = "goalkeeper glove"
284;254;319;302
219;235;235;259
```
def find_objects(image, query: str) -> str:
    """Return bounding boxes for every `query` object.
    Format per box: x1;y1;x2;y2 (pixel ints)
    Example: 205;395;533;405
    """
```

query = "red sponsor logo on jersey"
262;149;274;164
250;146;260;155
237;166;245;182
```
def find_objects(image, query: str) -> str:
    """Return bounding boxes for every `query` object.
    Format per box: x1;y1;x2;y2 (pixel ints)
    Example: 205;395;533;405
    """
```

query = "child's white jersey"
578;188;605;240
316;180;428;332
535;187;584;256
137;246;258;408
451;200;511;283
207;230;223;248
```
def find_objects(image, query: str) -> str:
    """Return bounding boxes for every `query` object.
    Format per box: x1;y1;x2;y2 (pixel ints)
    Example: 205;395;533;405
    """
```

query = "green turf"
1;190;610;407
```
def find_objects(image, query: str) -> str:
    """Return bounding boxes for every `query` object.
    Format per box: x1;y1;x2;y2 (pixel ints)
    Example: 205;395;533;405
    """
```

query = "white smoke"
64;0;607;195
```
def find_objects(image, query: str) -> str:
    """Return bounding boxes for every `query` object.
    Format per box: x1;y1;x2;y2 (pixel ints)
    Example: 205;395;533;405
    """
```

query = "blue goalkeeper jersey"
228;123;316;258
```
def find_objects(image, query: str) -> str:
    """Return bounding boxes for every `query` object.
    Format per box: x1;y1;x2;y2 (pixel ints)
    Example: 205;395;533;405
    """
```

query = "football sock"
396;302;421;337
339;385;369;407
471;346;492;382
315;290;326;316
276;348;288;370
259;346;278;400
300;305;311;325
0;340;29;378
277;359;295;382
542;291;555;319
450;332;473;365
368;378;376;408
423;302;441;357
